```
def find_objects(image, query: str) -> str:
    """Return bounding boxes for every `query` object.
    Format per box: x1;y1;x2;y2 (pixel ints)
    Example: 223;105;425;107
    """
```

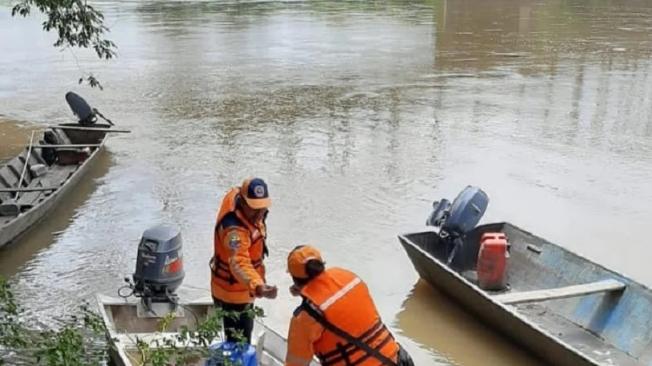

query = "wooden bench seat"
492;279;626;305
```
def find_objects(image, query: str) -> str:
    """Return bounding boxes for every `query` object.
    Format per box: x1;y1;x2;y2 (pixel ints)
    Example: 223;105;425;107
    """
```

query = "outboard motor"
65;91;97;125
129;224;185;316
426;186;489;268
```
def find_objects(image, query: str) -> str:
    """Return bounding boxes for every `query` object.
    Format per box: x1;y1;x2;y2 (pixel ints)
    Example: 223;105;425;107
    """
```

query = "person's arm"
285;309;323;366
220;226;265;294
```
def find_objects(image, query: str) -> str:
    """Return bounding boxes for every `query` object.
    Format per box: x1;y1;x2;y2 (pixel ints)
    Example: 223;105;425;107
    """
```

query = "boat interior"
401;223;652;365
98;296;314;366
0;125;107;219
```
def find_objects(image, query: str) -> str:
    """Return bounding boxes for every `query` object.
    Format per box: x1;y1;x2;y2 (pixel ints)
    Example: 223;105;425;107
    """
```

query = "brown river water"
2;0;652;364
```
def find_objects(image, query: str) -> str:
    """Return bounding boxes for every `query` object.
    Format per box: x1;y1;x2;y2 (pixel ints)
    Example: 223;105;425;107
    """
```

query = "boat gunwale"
397;222;604;366
96;295;310;366
401;220;652;294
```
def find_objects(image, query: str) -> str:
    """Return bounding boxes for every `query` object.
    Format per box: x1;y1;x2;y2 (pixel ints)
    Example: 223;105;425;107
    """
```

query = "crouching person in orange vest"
285;245;415;366
210;177;278;343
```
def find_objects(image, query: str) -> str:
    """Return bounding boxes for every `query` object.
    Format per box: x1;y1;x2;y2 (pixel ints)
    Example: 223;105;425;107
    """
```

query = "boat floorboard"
15;178;48;207
494;280;626;305
0;164;74;225
517;303;639;366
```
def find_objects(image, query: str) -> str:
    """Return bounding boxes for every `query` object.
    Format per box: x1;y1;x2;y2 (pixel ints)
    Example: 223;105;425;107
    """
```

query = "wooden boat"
398;222;652;366
97;295;320;366
0;122;114;248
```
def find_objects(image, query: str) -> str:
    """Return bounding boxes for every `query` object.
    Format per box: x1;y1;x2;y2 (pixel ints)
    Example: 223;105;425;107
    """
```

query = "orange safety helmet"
287;245;323;279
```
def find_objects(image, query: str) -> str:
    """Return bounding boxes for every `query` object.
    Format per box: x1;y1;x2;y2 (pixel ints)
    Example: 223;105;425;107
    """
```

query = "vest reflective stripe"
320;277;361;311
299;268;399;366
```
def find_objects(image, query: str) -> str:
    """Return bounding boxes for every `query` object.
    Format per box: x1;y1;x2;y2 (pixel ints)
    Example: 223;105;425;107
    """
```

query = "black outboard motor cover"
65;91;96;125
133;224;185;300
426;186;489;268
444;186;488;236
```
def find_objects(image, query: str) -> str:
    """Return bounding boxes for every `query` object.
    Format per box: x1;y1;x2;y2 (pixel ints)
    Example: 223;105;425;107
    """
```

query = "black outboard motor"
426;186;489;268
131;224;185;316
65;91;97;125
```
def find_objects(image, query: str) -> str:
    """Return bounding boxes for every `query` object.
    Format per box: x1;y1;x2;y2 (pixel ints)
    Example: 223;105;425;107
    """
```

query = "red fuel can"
477;232;509;290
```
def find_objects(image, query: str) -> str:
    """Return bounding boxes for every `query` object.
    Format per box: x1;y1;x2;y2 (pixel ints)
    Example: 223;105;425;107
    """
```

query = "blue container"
204;342;257;366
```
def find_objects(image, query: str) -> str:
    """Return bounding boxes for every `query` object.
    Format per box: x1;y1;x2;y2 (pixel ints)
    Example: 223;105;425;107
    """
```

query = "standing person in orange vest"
210;177;278;343
284;245;415;366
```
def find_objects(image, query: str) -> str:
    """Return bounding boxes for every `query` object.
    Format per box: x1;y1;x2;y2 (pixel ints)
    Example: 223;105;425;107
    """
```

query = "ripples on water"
1;0;652;364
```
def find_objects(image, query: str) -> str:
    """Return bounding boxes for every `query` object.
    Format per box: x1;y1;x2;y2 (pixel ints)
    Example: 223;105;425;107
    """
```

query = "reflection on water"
434;0;652;72
1;0;652;364
396;281;546;366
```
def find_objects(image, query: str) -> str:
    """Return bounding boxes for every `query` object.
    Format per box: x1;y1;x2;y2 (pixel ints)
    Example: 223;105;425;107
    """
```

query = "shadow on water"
0;126;113;278
396;280;547;366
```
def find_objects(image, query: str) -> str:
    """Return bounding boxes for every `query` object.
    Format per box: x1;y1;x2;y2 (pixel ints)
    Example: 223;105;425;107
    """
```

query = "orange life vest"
299;268;399;366
210;188;267;304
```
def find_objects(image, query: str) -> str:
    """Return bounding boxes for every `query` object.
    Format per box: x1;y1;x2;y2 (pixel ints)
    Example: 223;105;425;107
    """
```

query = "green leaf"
10;0;117;89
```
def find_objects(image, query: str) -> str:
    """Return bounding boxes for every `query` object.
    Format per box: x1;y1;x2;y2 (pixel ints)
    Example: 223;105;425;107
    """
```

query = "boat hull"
0;124;109;248
398;223;652;366
97;295;320;366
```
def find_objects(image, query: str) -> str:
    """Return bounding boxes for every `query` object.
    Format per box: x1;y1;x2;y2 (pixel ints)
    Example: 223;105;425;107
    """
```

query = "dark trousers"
212;297;254;344
398;345;415;366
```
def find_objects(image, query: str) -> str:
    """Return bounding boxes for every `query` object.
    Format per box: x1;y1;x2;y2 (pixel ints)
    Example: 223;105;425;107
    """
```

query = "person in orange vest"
210;177;278;343
285;245;415;366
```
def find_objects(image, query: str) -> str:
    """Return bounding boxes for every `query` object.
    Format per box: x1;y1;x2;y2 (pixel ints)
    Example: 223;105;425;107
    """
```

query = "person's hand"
289;284;301;297
255;284;278;299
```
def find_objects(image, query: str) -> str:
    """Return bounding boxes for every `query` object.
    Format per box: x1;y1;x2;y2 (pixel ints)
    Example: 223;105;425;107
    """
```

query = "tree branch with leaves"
1;276;261;366
11;0;117;89
0;276;109;366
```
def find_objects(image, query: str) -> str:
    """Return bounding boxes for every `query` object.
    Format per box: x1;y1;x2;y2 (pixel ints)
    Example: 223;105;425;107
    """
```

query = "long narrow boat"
0;123;111;248
97;295;320;366
398;222;652;366
0;93;122;249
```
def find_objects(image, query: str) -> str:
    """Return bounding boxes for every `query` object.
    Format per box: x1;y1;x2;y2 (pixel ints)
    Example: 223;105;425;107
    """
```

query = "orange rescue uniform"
210;187;268;304
286;268;400;366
